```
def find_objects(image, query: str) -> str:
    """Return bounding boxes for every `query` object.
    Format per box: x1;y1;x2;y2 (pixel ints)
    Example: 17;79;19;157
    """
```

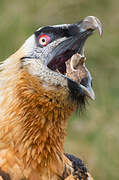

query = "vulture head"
20;16;102;107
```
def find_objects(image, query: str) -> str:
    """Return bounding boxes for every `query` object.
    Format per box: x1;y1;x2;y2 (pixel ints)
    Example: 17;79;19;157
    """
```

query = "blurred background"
0;0;119;179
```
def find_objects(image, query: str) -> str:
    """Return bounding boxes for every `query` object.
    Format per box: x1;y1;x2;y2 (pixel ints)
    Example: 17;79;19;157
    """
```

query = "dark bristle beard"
67;78;88;112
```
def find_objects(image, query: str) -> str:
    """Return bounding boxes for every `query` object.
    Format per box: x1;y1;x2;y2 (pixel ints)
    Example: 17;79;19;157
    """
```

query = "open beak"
46;16;102;100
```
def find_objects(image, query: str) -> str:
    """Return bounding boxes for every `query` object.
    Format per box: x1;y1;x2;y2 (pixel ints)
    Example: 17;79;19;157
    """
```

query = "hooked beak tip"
93;16;103;37
80;16;103;37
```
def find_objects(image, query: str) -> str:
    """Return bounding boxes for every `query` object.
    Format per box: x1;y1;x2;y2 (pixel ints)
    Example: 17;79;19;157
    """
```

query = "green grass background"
0;0;119;179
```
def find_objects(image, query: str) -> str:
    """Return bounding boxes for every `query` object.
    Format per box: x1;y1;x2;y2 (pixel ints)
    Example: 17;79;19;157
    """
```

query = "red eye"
38;34;50;46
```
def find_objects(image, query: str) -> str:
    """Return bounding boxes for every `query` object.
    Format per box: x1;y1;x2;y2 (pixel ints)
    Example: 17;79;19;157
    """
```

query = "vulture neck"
0;57;75;172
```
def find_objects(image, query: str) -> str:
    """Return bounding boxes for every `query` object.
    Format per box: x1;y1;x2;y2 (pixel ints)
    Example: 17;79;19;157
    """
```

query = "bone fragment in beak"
70;53;86;72
66;53;87;83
